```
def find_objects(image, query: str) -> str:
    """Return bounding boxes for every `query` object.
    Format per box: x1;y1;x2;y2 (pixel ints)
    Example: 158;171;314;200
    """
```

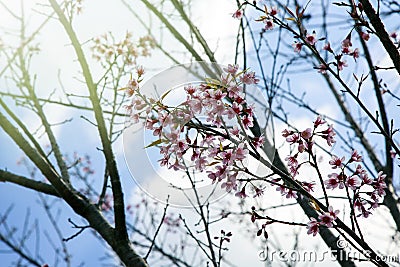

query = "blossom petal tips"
306;218;320;236
232;9;243;19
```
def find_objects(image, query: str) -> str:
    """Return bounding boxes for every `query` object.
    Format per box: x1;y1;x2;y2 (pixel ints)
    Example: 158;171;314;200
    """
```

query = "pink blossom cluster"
282;116;335;178
125;65;264;196
265;116;333;199
318;31;365;73
281;117;387;235
287;23;370;74
325;151;387;218
307;206;340;236
233;5;278;32
291;29;365;73
307;163;387;236
261;6;278;31
272;178;315;200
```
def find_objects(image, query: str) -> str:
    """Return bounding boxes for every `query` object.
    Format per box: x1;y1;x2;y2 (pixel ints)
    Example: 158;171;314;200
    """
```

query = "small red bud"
257;229;263;236
264;230;269;239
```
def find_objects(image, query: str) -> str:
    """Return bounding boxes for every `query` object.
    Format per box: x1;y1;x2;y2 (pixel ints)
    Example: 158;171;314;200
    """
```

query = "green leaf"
160;88;173;102
144;139;164;148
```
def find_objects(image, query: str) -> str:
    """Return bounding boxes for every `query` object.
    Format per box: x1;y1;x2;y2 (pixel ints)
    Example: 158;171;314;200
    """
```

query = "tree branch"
48;1;147;266
0;169;59;197
359;0;400;76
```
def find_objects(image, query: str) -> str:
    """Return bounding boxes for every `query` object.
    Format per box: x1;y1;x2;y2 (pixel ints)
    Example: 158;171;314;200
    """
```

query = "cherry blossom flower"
360;209;372;218
215;165;228;180
212;89;227;101
345;175;361;190
351;48;360;60
373;171;387;197
184;85;196;95
337;59;348;71
306;218;320;236
285;189;298;199
302;181;315;192
322;42;333;53
191;149;200;161
289;165;299;177
329;155;345;169
235;187;248;198
187;98;203;113
376;171;386;184
242;115;254;129
195;156;208;171
264;19;274;30
253;187;264;198
207;171;218;183
285;155;298;169
350;150;362;162
221;149;234;165
342;34;352;48
269;6;278;16
321;125;336;146
341;45;352;54
327;206;340;219
282;129;293;137
169;158;184;171
355;164;366;174
252;135;265;148
232;9;243;19
136;65;145;76
325;173;344;189
152;126;162;136
361;31;370;41
292;42;303;53
297;141;306;153
354;198;372;218
221;173;238;192
145;118;157;130
131;113;140;124
276;184;286;195
244;104;255;116
305;32;317;45
354;198;366;212
228;85;242;98
234;95;245;105
286;133;300;144
301;128;313;140
235;143;248;161
126;78;139;96
318;212;335;228
317;63;328;74
360;173;373;185
314;116;325;127
240;71;259;84
224;64;239;75
230;126;240;136
132;97;146;110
